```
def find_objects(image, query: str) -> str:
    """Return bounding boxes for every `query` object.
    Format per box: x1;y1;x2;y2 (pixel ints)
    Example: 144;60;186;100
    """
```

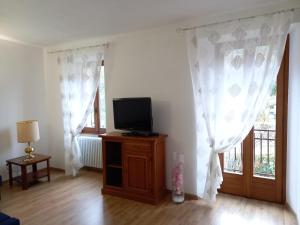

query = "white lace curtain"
57;48;105;176
185;11;292;201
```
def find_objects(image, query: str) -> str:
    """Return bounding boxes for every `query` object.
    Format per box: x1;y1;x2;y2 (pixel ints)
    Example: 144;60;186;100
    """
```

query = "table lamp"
16;120;40;160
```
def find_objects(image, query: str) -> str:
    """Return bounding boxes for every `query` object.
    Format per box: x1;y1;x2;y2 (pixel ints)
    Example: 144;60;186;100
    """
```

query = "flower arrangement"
172;162;184;195
172;152;184;203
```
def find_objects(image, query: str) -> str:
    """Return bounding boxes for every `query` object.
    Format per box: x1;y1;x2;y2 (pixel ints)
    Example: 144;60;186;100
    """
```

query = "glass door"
220;39;289;203
253;80;276;179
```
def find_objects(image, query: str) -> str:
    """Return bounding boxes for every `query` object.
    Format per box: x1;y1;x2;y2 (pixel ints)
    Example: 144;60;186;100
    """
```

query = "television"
113;97;157;136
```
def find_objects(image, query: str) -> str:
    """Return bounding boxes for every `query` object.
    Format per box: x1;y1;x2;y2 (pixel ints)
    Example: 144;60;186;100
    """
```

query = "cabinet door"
123;144;152;195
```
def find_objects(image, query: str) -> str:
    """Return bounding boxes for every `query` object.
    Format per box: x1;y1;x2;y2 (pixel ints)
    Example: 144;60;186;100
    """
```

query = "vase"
172;152;184;203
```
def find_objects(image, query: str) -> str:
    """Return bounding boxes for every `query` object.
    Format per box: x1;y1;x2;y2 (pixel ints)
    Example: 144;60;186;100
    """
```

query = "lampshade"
16;120;40;143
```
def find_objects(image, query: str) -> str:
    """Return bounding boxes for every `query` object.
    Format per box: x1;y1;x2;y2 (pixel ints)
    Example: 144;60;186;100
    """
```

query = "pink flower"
172;162;183;194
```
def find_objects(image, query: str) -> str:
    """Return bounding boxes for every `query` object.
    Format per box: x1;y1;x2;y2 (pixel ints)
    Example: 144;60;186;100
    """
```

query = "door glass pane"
224;144;243;174
253;81;276;178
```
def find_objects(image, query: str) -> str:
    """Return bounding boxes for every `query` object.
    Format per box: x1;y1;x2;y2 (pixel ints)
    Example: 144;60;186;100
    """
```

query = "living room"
1;0;300;224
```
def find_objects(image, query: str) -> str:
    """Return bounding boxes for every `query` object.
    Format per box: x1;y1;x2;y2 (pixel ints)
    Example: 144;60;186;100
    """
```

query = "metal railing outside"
223;129;276;178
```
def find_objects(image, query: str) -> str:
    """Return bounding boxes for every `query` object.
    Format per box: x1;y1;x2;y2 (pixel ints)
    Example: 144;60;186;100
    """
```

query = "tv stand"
99;132;167;204
121;131;159;137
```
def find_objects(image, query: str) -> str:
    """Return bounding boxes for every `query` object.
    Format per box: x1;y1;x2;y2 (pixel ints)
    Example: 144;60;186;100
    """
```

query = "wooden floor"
0;169;297;225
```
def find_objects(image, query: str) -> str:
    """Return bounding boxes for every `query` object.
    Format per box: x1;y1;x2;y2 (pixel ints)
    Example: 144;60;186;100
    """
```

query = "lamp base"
24;145;35;161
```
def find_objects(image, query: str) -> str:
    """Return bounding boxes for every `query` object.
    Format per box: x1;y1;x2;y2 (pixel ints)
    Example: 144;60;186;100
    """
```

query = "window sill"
79;133;101;138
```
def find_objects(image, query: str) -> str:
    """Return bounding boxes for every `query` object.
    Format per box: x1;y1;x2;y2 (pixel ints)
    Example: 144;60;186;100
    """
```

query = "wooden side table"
6;154;51;190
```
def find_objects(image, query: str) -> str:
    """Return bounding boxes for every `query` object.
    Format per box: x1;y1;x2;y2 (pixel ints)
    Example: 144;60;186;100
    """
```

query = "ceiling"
0;0;293;46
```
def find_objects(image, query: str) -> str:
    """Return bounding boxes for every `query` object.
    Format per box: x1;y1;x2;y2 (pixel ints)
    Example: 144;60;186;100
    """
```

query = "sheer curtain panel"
186;11;292;201
57;48;105;176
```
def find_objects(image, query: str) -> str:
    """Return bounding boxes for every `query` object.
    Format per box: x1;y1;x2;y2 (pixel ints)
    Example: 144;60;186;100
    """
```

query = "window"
82;61;106;134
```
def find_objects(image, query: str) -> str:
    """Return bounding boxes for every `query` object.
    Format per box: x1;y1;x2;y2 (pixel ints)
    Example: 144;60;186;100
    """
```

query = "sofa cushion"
0;213;20;225
0;213;9;223
0;218;20;225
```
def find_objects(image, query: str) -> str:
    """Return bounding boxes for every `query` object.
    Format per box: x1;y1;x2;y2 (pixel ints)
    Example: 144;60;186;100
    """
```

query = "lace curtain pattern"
57;48;104;176
186;11;292;201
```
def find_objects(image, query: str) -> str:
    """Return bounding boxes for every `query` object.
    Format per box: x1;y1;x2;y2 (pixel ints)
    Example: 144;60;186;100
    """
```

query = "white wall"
286;23;300;222
106;28;198;193
45;26;198;194
44;51;65;169
0;40;48;180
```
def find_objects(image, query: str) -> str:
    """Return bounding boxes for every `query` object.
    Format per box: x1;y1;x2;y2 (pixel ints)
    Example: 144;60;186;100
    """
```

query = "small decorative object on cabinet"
100;132;167;204
172;152;184;203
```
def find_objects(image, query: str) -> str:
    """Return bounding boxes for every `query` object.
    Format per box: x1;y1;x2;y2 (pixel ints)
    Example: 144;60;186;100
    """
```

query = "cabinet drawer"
123;142;151;151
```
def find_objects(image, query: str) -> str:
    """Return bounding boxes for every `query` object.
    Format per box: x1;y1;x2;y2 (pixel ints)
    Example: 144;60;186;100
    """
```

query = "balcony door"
219;39;289;203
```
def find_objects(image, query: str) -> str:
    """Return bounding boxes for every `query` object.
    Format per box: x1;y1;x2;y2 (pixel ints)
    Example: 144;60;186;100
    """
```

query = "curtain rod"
177;7;299;32
47;42;109;54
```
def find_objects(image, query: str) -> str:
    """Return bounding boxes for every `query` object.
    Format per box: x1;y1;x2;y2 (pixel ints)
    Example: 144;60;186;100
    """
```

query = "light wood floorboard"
0;169;297;225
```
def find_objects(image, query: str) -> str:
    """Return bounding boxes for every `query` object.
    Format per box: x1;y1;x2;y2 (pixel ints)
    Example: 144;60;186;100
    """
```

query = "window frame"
81;60;106;135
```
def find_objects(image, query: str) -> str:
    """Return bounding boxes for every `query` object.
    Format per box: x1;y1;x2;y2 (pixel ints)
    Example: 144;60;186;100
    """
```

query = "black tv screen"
113;97;153;132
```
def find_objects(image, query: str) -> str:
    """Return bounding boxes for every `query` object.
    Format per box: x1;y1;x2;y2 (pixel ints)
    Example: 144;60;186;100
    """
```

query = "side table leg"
21;166;28;190
8;163;13;187
47;159;50;182
32;163;37;180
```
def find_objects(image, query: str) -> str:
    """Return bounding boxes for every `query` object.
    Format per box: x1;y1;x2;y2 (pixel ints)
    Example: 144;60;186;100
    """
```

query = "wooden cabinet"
100;132;167;204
